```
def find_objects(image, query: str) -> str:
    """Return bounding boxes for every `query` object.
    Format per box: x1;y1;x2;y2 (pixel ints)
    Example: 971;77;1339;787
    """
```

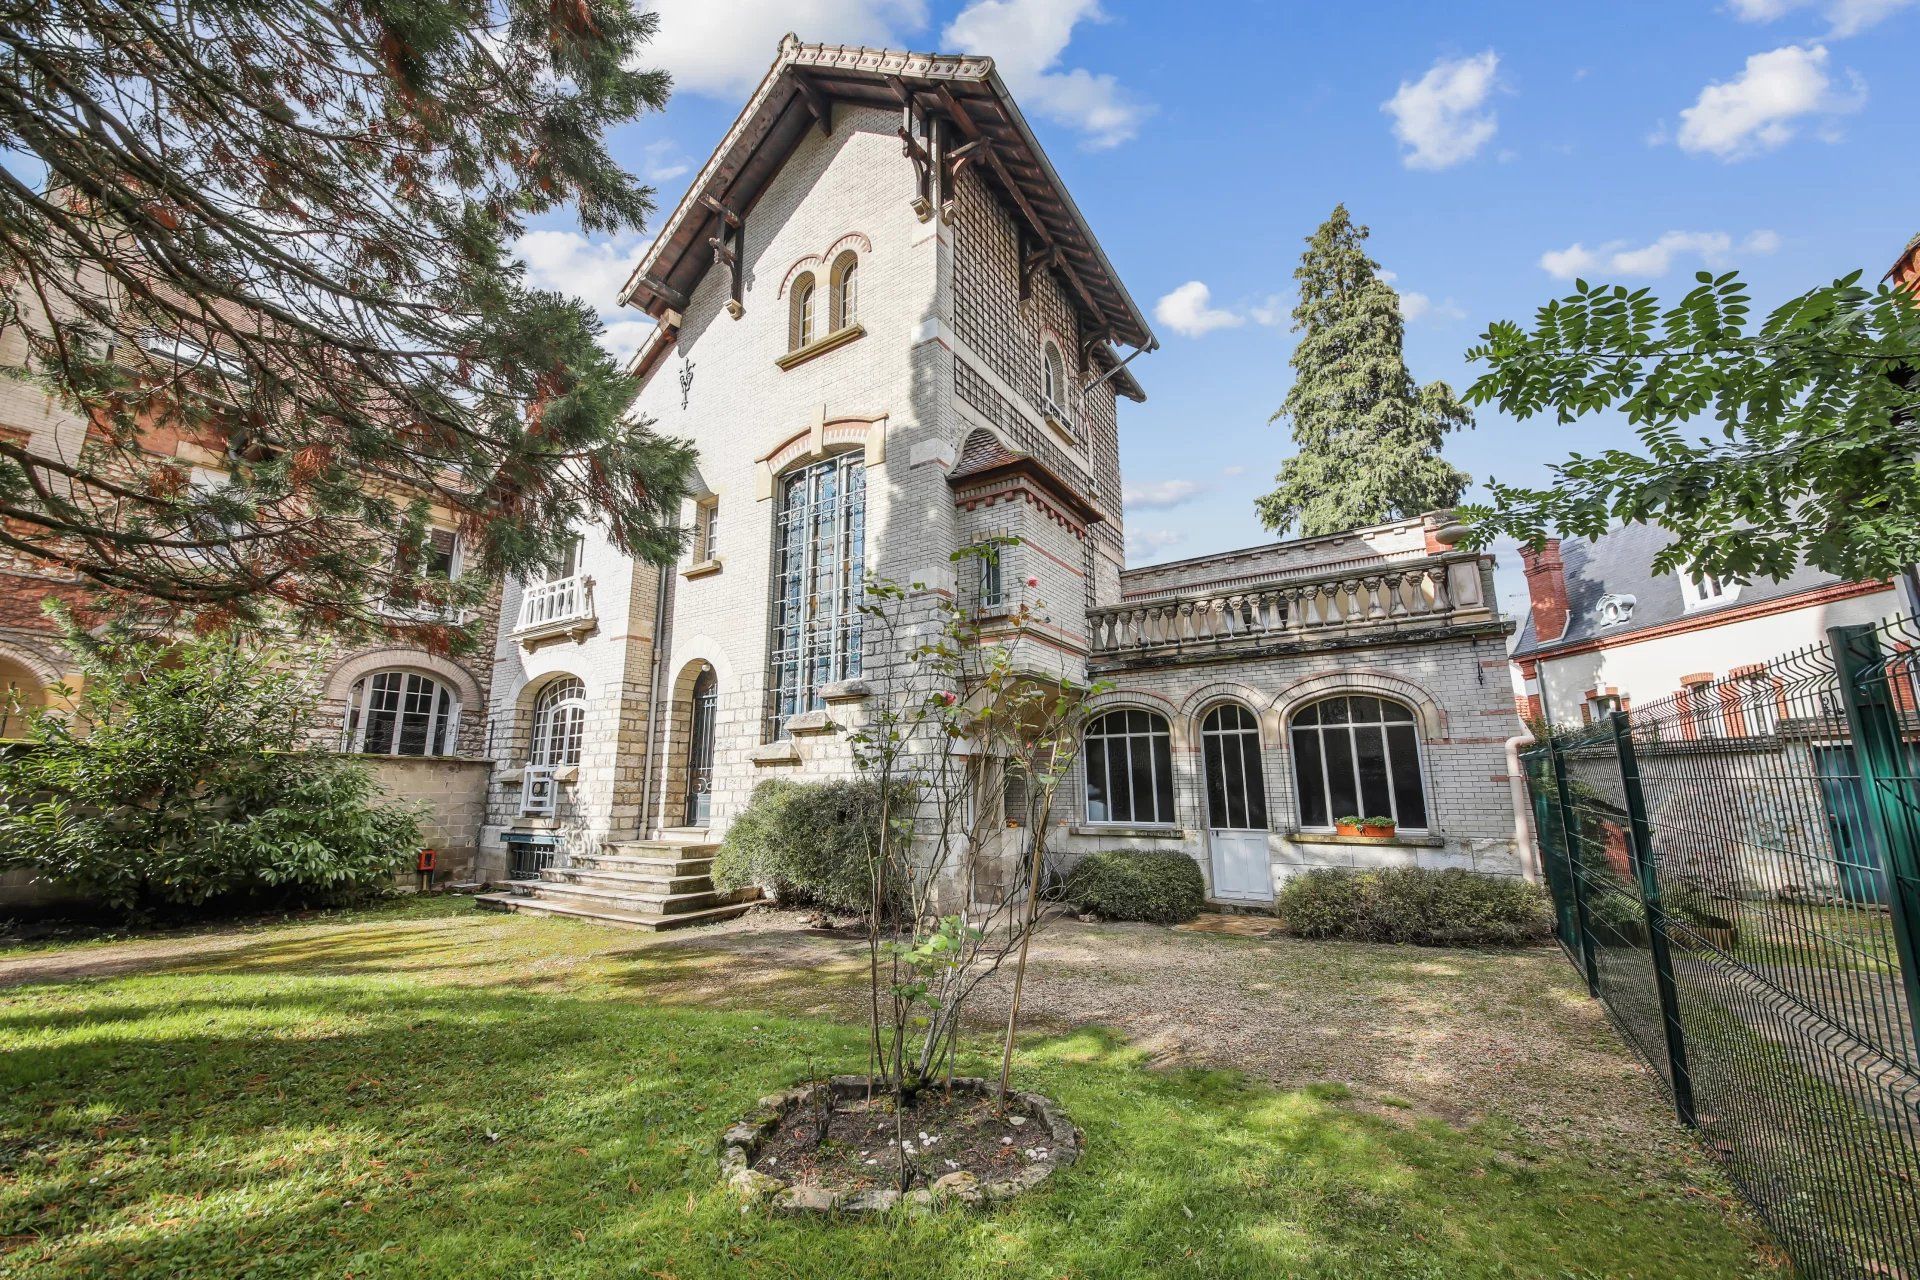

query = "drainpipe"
1505;727;1540;884
638;560;675;839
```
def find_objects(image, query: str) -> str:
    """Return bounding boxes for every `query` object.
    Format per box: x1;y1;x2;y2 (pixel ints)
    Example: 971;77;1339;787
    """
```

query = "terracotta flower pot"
1335;821;1363;837
1359;823;1396;839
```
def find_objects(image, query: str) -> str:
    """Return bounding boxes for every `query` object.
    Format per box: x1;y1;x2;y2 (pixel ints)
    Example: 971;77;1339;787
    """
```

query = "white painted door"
1209;828;1272;902
1202;704;1273;902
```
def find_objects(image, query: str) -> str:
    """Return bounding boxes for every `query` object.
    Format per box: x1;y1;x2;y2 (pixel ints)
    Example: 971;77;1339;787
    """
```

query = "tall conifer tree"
1256;205;1471;537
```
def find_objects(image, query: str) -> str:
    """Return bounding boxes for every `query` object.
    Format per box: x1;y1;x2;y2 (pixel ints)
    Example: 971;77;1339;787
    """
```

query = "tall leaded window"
531;676;587;768
767;451;866;737
1083;709;1176;826
830;251;859;330
344;670;458;756
1201;703;1268;831
1289;695;1428;831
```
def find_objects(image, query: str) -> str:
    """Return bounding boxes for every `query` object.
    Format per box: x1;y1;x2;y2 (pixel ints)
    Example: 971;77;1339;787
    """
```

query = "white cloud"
1727;0;1915;37
1537;229;1782;280
1249;293;1290;327
1382;51;1500;170
641;1;928;97
1220;464;1246;478
1125;528;1185;564
1399;291;1466;323
515;229;657;361
1675;44;1864;159
943;0;1149;149
1124;479;1204;510
638;139;692;184
1153;281;1245;339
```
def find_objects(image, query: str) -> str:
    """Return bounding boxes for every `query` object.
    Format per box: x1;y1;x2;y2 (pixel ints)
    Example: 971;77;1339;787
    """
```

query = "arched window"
1289;695;1428;831
344;670;458;756
1041;339;1066;410
1084;709;1175;826
767;451;865;737
0;659;43;739
829;252;858;331
1201;703;1267;831
789;274;817;351
530;676;587;768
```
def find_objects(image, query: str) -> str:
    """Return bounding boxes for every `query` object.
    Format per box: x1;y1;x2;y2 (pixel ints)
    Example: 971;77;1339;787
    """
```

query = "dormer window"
1680;570;1738;611
1597;593;1636;627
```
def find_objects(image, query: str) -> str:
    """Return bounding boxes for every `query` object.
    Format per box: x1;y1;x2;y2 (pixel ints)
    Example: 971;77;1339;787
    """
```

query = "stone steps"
474;828;752;933
474;893;757;933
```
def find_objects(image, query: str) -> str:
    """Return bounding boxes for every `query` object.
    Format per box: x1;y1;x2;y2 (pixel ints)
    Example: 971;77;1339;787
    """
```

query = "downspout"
1506;727;1540;885
638;559;675;838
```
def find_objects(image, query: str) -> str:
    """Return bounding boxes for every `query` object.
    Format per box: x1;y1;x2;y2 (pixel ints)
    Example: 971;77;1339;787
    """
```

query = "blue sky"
516;0;1920;618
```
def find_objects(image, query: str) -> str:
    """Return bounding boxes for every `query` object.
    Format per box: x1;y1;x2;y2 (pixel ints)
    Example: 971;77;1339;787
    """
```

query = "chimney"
1521;539;1569;644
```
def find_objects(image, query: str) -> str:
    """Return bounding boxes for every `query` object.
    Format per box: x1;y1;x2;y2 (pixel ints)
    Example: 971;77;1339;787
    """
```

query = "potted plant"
1334;815;1364;836
1360;815;1397;838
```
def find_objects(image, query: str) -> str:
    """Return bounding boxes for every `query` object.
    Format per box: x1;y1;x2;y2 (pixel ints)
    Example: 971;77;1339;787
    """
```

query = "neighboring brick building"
1509;524;1902;729
0;251;500;887
480;37;1525;920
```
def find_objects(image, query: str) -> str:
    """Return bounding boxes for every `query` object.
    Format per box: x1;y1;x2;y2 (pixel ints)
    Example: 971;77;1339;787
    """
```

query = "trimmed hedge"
1062;850;1206;925
1277;867;1553;947
710;778;908;916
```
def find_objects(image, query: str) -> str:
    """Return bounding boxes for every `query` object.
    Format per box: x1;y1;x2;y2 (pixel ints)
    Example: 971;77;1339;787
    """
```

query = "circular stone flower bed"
719;1075;1082;1213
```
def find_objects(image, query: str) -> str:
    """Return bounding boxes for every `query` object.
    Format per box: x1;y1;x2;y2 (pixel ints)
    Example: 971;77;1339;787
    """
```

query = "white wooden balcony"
514;574;596;646
1088;552;1502;665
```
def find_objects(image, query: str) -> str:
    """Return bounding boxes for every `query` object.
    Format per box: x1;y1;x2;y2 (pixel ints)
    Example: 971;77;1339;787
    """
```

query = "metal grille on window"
766;452;865;738
1083;709;1176;825
343;670;455;757
1288;695;1428;830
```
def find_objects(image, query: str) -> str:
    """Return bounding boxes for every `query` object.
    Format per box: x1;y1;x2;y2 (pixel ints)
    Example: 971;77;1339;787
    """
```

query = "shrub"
1061;850;1206;924
711;778;909;916
0;631;421;919
1277;867;1554;947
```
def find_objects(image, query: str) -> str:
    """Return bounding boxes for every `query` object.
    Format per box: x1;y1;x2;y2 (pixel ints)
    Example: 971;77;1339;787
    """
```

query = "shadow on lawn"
0;958;1787;1280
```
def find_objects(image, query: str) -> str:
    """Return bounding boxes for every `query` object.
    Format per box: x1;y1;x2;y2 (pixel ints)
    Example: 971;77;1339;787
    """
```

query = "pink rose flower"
1024;575;1039;589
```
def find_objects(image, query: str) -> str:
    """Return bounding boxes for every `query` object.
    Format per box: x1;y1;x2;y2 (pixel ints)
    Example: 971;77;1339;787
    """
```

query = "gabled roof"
619;35;1154;391
1509;521;1889;659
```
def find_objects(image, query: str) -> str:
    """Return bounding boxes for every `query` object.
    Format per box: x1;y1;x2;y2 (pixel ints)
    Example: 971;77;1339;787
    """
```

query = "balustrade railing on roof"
1088;554;1493;658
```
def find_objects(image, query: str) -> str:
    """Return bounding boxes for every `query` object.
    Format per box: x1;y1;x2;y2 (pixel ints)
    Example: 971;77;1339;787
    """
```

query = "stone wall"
364;755;492;881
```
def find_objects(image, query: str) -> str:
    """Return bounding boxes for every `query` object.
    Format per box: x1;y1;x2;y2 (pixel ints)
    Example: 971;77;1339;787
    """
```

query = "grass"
0;903;1790;1279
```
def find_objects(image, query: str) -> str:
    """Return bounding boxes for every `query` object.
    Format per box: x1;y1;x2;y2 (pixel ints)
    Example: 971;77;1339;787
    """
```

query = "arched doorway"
1201;703;1270;902
685;666;717;826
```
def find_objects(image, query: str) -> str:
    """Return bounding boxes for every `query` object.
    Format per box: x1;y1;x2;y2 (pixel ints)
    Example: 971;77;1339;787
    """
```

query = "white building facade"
478;38;1525;917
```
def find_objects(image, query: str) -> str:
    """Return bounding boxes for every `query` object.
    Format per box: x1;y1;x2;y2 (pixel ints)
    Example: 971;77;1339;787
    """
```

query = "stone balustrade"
1089;553;1496;661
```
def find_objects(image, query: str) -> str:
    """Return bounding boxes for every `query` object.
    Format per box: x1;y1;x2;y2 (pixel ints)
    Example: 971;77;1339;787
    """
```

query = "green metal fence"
1522;617;1920;1279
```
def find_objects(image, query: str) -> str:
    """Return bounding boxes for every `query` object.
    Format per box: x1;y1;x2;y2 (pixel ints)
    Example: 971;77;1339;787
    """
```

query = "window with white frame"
343;670;459;756
829;251;859;331
530;676;587;768
789;274;817;351
1289;695;1428;831
695;498;720;562
1083;709;1176;826
973;541;1005;611
767;451;865;737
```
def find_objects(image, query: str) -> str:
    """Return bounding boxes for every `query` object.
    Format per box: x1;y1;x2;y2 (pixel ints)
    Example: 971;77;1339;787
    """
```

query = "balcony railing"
1089;553;1497;660
514;574;595;643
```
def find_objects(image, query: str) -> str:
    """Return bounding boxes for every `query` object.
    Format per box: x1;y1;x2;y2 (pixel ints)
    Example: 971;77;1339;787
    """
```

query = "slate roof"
1509;522;1882;659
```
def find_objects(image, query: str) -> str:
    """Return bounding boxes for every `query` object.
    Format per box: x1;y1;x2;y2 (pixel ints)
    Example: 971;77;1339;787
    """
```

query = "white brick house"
478;37;1525;919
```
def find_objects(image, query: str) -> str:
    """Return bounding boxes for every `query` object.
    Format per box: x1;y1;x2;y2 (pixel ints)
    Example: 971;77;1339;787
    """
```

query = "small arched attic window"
789;273;817;351
1041;339;1067;411
829;251;859;331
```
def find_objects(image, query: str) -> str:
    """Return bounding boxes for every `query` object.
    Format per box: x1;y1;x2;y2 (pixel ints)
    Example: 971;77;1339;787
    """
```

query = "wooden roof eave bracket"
699;195;745;318
792;73;833;135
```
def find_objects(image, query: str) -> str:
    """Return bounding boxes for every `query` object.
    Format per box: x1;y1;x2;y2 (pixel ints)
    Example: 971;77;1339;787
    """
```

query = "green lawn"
0;900;1788;1279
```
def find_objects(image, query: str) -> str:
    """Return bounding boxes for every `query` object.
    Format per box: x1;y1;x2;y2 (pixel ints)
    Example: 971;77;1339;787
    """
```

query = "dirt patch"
753;1087;1047;1191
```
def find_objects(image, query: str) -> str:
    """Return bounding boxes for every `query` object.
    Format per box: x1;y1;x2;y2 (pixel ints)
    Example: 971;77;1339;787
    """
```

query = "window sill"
776;323;865;371
1283;830;1444;849
1040;407;1081;448
682;557;723;580
1071;823;1185;839
750;741;802;766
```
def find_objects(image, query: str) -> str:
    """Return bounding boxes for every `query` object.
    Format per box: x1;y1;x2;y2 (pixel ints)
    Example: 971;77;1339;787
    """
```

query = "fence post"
1549;736;1601;997
1610;710;1698;1127
1830;623;1920;1066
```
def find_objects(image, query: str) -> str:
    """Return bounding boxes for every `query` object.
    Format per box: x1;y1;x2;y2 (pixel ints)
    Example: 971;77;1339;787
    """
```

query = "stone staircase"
475;830;758;932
